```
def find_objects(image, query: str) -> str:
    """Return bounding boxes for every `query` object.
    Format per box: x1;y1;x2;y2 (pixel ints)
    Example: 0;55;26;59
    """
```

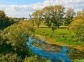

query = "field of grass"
35;27;83;45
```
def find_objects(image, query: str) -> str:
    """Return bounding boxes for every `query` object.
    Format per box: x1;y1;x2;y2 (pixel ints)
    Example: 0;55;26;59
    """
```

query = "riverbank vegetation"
0;5;84;62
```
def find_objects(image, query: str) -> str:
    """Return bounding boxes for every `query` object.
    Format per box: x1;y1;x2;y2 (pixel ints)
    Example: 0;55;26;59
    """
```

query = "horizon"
0;0;84;18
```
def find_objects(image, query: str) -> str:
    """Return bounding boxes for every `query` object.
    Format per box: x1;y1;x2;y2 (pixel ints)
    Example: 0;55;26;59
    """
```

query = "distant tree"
40;5;65;36
69;10;84;30
64;8;75;25
32;10;43;28
0;10;15;29
31;5;65;36
42;5;65;28
0;10;5;18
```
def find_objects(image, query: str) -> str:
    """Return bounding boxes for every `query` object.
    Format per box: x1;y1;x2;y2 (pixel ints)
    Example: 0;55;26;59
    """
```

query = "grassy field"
35;27;83;45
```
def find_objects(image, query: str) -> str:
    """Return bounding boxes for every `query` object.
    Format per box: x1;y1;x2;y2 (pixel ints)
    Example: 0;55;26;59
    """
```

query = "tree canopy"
31;5;75;28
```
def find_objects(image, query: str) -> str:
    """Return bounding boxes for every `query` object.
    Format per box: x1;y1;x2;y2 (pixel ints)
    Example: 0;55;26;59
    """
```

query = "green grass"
73;59;84;62
35;27;83;45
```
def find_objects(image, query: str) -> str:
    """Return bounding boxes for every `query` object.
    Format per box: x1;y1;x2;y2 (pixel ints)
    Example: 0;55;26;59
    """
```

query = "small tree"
64;8;75;25
32;10;43;28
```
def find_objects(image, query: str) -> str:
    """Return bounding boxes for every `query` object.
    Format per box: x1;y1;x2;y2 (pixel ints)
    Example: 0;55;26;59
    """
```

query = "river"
26;37;72;62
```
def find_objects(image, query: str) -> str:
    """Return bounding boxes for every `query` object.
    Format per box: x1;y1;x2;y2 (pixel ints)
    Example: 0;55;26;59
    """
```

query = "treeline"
30;5;75;28
0;10;27;30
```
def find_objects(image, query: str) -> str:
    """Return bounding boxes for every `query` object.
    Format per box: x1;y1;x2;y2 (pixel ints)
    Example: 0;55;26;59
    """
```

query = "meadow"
35;27;83;45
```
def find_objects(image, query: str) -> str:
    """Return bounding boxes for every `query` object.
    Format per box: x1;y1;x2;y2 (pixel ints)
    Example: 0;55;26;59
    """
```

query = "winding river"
26;37;72;62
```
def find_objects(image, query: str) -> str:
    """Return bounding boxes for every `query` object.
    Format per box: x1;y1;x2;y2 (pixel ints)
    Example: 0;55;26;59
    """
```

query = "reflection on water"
26;37;72;62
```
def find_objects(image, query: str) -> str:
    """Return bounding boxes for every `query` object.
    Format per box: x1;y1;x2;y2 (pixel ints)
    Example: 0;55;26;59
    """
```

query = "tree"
64;8;75;25
31;5;65;36
0;10;5;18
69;10;84;30
42;5;65;28
39;5;65;36
32;10;43;28
0;10;15;29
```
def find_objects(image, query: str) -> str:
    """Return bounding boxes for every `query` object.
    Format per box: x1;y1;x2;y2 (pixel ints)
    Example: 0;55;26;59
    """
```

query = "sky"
0;0;84;18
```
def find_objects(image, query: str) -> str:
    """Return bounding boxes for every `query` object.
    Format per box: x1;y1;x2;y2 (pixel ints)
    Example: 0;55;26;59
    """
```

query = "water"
26;37;72;62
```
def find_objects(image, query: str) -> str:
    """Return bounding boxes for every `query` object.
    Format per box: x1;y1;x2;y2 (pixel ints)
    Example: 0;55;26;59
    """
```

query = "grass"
35;27;83;45
73;59;84;62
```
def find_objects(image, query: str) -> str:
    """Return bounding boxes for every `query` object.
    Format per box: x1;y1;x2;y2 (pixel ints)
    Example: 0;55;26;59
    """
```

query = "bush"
0;21;34;61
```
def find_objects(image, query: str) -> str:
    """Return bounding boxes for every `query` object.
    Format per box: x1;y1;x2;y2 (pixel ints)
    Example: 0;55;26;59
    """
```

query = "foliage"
31;5;75;36
0;21;34;61
0;10;15;29
0;53;18;62
31;5;75;28
32;10;43;27
0;10;5;18
69;10;84;30
64;8;75;25
3;21;30;46
41;5;64;27
69;10;84;42
24;55;51;62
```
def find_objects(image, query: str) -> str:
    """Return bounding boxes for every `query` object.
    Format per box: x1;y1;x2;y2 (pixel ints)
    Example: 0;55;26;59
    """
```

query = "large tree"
42;5;65;28
41;5;65;35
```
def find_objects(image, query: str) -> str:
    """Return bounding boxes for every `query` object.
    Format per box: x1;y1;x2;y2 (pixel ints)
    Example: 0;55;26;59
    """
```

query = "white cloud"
0;4;35;18
43;0;84;10
0;0;84;18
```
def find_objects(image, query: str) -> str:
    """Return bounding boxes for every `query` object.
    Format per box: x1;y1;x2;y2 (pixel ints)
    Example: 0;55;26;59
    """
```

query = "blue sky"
0;0;84;18
0;0;44;5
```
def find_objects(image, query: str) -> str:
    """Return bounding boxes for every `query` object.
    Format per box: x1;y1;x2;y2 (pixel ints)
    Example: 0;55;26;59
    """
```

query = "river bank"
35;35;84;51
35;34;84;60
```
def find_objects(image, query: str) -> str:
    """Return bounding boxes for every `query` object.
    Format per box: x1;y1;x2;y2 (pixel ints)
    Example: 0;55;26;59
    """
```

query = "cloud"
0;4;35;18
43;0;84;10
0;0;84;18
